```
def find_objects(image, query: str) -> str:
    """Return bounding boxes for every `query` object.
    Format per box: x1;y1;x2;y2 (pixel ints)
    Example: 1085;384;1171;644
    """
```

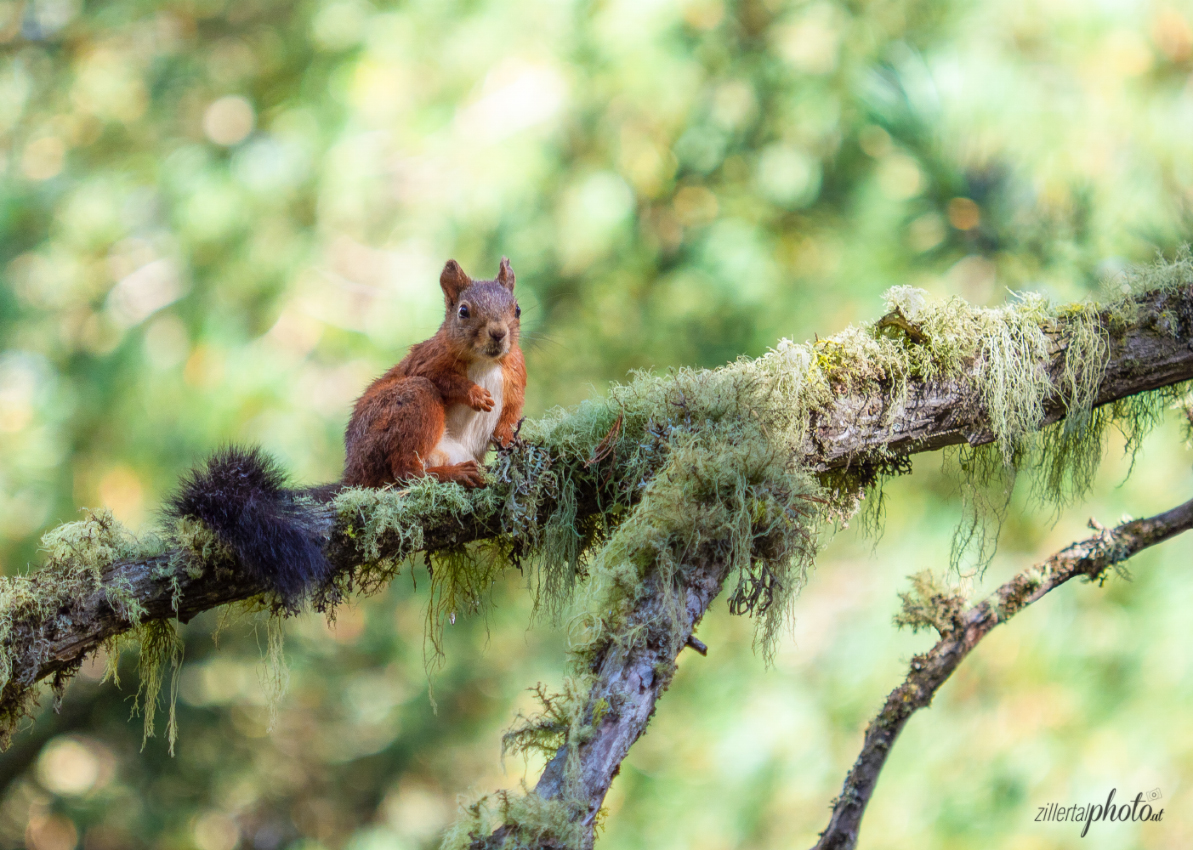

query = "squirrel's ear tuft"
440;259;470;303
496;256;515;292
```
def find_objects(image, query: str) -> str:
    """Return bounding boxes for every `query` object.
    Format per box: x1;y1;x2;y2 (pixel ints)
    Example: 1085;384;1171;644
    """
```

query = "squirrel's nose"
489;327;507;342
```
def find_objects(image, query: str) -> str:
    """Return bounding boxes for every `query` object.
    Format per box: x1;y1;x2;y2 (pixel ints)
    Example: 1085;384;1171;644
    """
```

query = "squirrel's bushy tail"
166;446;333;607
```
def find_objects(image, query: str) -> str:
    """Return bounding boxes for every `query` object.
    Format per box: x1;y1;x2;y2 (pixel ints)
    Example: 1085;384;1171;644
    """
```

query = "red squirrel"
342;257;526;488
167;258;525;607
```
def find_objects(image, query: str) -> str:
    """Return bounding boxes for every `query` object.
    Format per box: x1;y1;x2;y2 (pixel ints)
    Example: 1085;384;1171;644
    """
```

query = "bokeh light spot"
25;814;77;850
97;465;144;527
858;125;891;158
682;0;723;30
192;812;239;850
106;258;186;328
908;212;946;252
947;197;981;230
203;95;255;146
1153;8;1193;62
143;314;190;370
756;145;821;208
876;152;923;200
672;185;719;227
37;737;104;796
22;135;66;180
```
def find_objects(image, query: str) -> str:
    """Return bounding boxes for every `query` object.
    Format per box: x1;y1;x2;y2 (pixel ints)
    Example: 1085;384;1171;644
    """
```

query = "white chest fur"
433;361;504;465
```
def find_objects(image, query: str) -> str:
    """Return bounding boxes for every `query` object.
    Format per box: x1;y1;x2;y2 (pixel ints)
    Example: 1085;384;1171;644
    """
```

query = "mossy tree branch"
811;283;1193;468
6;282;1192;721
811;496;1193;850
3;274;1193;845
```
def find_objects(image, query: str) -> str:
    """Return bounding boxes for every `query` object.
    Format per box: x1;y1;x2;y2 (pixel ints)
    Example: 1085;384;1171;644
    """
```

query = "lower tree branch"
811;496;1193;850
533;545;729;821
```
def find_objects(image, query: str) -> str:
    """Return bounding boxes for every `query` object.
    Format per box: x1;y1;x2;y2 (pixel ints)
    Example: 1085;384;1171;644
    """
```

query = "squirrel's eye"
458;304;470;319
514;304;521;319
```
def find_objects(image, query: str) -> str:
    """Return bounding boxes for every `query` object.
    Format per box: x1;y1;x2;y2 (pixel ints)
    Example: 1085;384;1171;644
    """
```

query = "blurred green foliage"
2;0;1193;848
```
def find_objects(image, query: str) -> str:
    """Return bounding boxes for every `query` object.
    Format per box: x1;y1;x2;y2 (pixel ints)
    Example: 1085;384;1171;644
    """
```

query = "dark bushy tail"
166;446;333;607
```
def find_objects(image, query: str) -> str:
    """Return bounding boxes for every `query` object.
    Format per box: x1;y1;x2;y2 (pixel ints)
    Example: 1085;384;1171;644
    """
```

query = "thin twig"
811;497;1193;850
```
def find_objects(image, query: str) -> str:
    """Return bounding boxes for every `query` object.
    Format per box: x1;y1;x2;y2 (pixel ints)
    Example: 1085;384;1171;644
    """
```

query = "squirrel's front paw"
467;386;495;412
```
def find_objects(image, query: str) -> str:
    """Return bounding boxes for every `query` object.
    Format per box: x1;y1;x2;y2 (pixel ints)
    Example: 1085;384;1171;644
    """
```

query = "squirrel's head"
440;257;520;361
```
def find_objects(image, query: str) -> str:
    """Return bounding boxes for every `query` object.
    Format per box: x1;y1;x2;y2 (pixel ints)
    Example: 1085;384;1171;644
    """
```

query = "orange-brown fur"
342;258;526;489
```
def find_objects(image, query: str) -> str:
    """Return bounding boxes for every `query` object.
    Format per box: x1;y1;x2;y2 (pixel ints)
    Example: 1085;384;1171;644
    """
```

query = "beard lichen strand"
129;617;184;755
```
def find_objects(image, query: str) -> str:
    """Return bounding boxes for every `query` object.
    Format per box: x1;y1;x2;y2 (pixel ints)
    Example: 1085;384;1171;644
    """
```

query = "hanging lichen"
256;612;290;731
130;618;184;755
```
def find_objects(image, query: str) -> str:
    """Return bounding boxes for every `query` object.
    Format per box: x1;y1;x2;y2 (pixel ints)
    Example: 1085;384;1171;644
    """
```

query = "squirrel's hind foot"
427;460;486;488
